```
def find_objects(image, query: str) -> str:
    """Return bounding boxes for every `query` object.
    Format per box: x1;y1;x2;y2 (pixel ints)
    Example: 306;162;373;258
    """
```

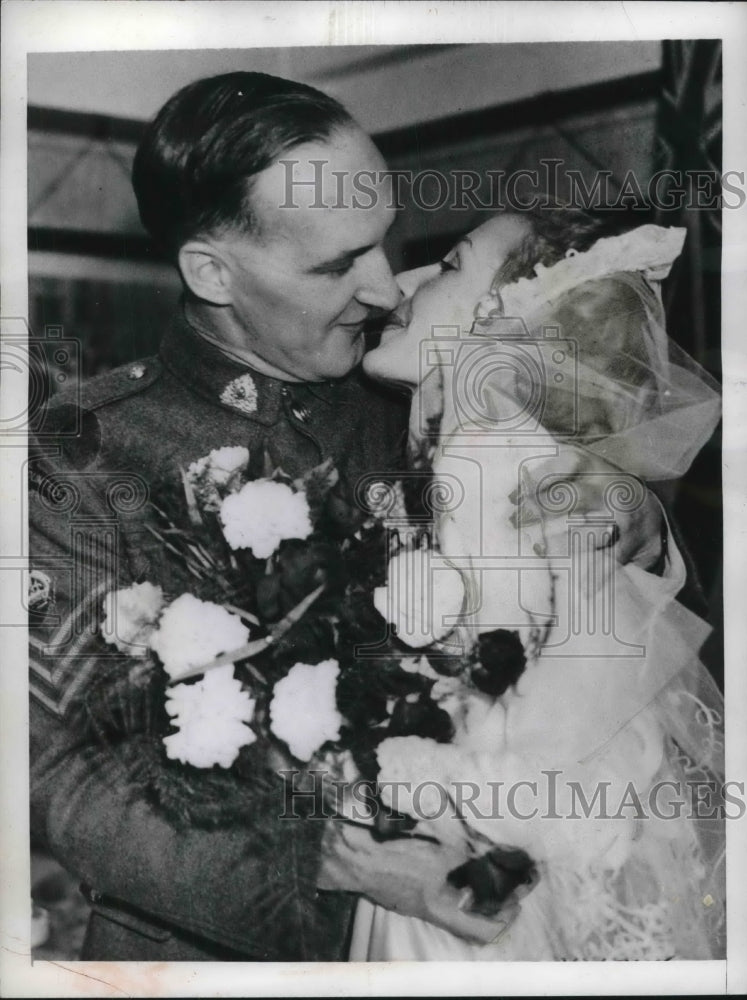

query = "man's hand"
511;446;663;570
318;820;517;945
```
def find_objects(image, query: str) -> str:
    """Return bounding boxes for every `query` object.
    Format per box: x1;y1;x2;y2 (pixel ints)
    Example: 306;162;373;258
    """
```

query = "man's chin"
314;338;365;380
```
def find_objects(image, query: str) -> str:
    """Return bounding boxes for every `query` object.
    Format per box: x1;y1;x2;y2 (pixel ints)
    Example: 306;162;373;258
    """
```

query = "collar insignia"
220;373;258;415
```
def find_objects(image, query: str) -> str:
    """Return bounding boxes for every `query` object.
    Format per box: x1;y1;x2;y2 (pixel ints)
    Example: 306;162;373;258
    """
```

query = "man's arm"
28;437;336;960
317;819;512;945
29;421;504;958
30;699;325;956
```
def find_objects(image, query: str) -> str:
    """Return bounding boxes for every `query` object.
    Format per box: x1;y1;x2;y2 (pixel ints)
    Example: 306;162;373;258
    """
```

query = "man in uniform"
29;72;666;961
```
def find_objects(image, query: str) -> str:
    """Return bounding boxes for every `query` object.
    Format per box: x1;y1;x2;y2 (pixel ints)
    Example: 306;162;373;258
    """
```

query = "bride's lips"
376;309;409;346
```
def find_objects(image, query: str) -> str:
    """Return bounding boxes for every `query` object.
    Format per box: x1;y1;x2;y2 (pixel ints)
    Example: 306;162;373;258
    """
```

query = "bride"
349;208;725;961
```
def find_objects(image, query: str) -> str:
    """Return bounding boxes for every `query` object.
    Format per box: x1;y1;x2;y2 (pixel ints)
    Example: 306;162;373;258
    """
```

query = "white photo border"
2;2;746;996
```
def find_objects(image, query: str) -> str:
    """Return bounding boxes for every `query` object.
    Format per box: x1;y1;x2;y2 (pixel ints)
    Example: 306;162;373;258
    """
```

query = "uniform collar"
159;307;351;426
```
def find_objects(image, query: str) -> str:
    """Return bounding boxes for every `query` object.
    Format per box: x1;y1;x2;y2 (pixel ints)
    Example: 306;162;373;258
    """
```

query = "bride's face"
363;214;532;386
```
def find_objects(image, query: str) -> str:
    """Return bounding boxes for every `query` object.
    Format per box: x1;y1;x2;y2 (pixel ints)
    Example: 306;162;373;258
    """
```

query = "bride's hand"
318;819;517;944
511;446;663;570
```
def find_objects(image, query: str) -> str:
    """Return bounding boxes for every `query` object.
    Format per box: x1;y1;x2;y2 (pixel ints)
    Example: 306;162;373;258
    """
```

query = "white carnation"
269;659;342;762
101;581;164;657
220;479;312;558
204;446;250;484
149;593;249;680
187;446;249;487
376;735;461;819
186;446;249;510
163;665;256;768
374;549;465;648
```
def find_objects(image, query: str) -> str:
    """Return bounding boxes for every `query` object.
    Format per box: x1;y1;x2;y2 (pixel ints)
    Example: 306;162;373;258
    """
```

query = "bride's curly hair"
492;203;612;290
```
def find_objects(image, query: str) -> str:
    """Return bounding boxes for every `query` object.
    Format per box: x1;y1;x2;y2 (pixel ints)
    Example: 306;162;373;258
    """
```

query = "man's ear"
178;240;233;305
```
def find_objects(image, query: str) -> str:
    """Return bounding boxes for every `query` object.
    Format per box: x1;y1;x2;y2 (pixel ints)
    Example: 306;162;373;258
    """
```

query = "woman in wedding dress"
350;209;725;961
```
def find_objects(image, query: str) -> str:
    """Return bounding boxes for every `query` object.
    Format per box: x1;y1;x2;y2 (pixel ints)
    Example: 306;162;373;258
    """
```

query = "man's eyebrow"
307;244;376;274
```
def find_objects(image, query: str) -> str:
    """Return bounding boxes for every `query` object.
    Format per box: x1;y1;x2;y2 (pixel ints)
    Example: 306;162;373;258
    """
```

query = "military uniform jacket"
28;311;408;961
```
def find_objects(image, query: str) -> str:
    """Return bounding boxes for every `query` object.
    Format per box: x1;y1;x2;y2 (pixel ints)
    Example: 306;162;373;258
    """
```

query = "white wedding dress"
349;227;725;961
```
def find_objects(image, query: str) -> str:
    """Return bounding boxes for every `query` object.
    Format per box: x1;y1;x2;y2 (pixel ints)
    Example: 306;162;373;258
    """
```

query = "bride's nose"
396;263;441;300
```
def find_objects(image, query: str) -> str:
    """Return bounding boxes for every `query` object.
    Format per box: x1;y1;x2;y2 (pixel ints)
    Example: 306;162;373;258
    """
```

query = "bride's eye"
439;257;458;273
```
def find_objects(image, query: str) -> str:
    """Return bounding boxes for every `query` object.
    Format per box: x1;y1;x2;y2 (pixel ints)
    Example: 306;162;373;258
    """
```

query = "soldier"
29;72;665;961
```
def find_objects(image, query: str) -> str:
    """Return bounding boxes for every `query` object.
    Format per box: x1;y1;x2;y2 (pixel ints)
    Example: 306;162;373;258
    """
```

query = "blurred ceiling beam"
310;43;467;80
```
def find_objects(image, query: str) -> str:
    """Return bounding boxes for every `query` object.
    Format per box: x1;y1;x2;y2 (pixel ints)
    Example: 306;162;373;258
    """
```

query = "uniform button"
128;363;146;380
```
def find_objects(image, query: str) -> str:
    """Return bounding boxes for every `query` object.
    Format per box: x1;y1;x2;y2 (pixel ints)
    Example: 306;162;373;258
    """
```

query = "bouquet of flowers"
89;443;537;914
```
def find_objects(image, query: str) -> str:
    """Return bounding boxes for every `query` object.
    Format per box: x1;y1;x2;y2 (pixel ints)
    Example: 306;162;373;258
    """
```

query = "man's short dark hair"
132;71;355;259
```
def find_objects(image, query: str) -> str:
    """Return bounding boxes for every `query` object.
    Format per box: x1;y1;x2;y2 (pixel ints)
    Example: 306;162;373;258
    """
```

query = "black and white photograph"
2;1;746;996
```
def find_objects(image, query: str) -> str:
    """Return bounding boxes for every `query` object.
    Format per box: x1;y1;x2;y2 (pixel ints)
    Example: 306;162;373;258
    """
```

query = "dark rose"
387;695;454;743
336;676;389;731
320;486;367;539
267;618;337;679
470;629;526;698
335;660;429;731
447;845;536;916
301;459;367;539
337;588;393;647
256;539;345;621
341;519;389;590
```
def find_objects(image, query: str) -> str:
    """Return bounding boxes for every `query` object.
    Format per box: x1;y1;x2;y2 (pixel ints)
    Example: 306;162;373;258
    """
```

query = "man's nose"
355;247;402;313
396;263;441;299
